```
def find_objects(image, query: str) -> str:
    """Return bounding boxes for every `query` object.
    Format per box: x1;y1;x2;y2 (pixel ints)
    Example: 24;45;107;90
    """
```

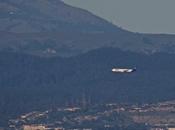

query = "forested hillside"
0;48;175;125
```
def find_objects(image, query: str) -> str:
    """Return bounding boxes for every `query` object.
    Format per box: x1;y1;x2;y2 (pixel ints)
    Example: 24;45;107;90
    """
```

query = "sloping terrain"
0;0;116;32
0;0;175;57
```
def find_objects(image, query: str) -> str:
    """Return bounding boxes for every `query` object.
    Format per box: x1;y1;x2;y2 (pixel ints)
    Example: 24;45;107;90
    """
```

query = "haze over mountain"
64;0;175;34
1;0;175;57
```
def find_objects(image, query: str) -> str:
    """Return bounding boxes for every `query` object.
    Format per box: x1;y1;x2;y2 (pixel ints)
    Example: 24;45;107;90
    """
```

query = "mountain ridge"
0;0;118;33
1;0;175;57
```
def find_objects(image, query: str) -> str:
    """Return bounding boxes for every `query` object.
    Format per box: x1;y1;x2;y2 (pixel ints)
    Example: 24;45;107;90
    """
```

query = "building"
168;128;175;130
23;125;46;130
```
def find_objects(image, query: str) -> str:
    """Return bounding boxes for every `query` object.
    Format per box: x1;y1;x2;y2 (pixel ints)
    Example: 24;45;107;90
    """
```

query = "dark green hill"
0;48;175;125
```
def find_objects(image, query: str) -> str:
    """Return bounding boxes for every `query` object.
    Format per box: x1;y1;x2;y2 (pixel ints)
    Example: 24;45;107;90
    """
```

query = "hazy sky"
64;0;175;34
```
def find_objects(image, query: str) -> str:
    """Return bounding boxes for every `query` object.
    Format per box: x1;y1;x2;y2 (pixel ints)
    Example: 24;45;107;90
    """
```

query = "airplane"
112;67;136;73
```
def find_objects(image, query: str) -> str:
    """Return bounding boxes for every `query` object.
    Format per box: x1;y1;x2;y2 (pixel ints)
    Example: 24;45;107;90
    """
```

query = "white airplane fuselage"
112;68;136;73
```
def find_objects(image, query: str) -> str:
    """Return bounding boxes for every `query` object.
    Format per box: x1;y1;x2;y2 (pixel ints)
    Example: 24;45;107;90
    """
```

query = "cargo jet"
112;67;136;73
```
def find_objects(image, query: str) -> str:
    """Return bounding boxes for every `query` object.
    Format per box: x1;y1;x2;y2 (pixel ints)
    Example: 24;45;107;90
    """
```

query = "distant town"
6;100;175;130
